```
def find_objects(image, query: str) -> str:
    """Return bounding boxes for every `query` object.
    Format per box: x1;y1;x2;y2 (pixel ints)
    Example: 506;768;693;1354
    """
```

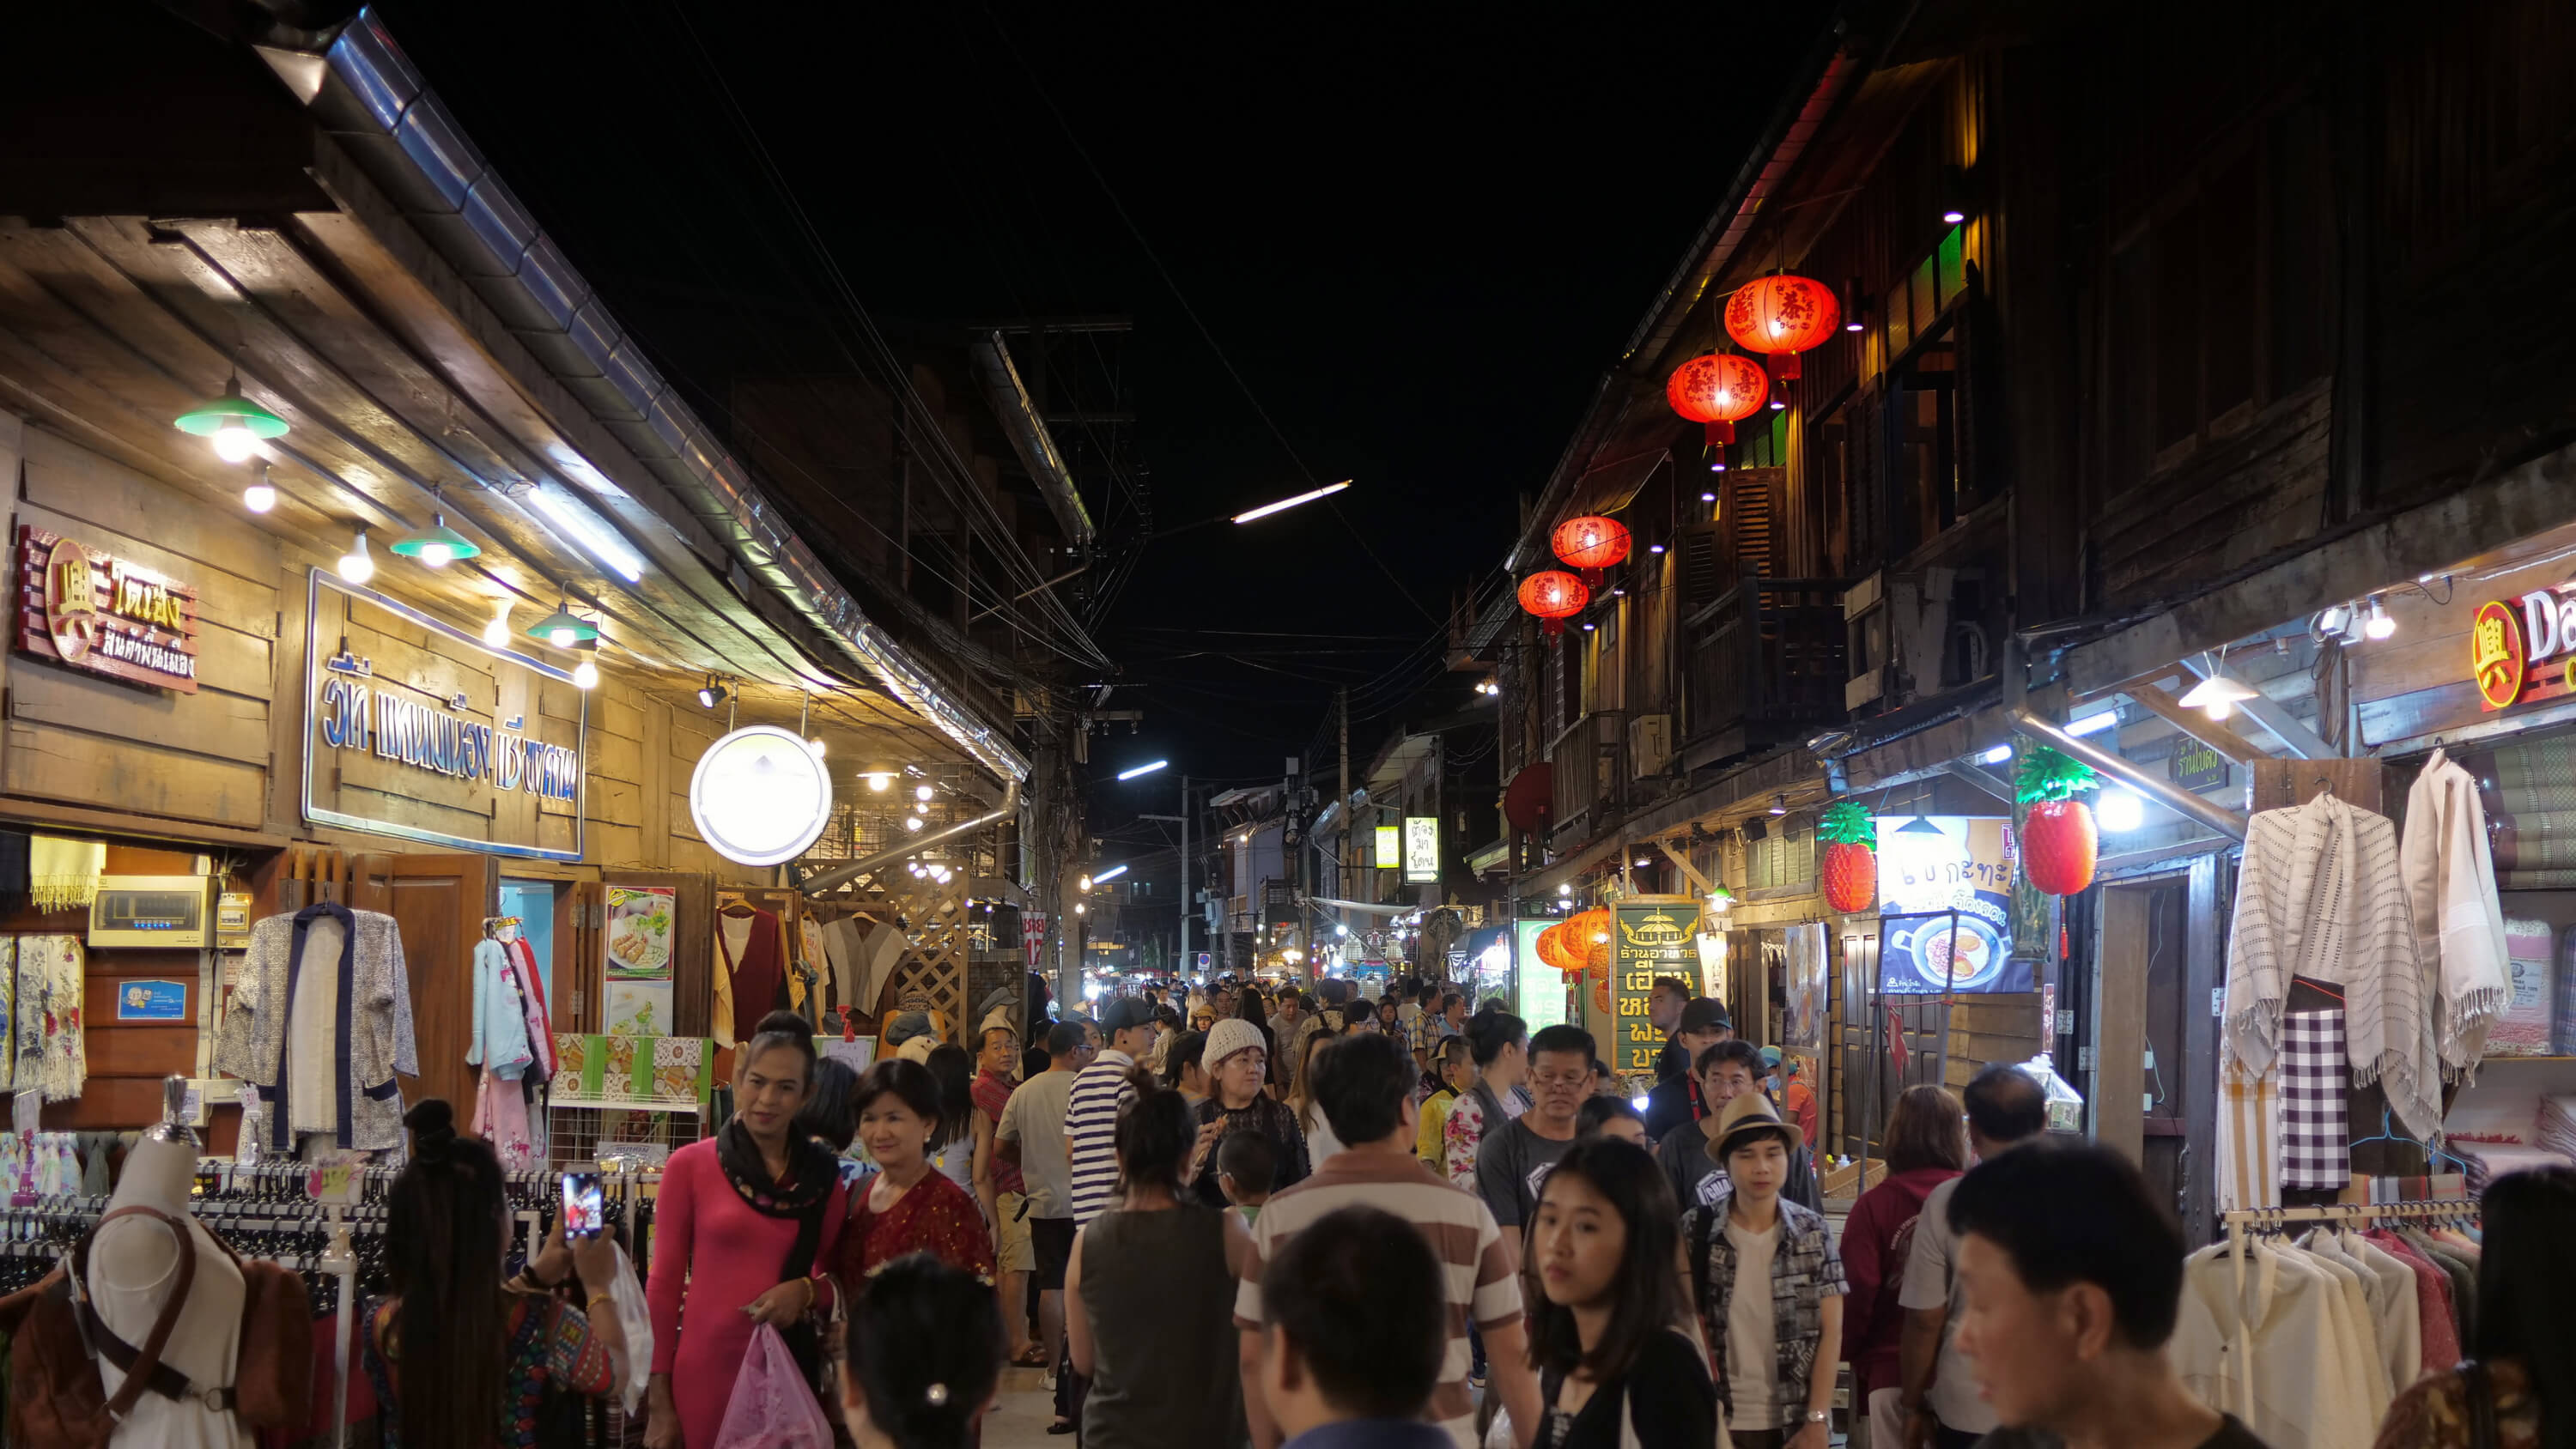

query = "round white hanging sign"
688;724;834;867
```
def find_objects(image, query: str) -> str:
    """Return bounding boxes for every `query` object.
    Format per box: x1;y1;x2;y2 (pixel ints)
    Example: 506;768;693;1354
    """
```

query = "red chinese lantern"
1518;571;1589;638
1665;353;1769;445
1725;275;1841;380
1550;516;1631;585
1536;924;1584;974
1568;908;1613;973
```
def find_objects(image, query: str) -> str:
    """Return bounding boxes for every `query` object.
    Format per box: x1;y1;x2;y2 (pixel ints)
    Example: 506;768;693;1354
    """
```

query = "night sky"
372;3;1827;815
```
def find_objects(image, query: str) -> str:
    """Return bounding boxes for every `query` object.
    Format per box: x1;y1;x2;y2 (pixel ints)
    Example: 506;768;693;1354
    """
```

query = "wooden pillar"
2181;853;2226;1244
2095;886;2151;1161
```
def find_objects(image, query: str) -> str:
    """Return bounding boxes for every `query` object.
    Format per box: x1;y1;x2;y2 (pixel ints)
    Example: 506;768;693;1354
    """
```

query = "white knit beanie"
1204;1017;1267;1071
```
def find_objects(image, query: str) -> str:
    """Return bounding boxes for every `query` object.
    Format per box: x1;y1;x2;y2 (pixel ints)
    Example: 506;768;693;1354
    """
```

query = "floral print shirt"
365;1294;614;1448
2374;1359;2540;1449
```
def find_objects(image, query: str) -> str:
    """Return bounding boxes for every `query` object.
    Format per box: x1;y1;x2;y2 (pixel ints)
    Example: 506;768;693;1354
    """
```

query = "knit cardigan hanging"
2399;748;2510;1074
2223;791;2444;1138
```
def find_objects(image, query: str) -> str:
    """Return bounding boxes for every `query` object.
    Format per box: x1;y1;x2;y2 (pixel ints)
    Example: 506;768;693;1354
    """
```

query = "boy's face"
1724;1133;1789;1201
1953;1231;2084;1429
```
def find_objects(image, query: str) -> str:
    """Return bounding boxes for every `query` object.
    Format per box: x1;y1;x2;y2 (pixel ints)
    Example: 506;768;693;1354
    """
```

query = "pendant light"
2177;672;2260;721
241;464;276;514
572;657;599;689
481;598;513;648
337;528;374;585
526;594;598;648
173;375;289;462
390;482;481;567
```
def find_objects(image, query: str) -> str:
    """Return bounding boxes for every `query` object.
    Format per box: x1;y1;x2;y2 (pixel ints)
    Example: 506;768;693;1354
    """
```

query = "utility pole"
1180;774;1191;980
1338;688;1350;955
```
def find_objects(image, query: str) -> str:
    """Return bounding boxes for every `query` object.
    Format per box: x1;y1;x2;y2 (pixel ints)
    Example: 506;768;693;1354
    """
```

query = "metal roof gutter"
968;331;1094;548
259;9;1029;782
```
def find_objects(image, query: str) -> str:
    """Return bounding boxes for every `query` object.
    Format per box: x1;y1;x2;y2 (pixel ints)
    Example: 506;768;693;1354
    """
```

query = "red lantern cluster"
1550;515;1631;585
1518;571;1589;638
1665;353;1769;445
1725;275;1840;380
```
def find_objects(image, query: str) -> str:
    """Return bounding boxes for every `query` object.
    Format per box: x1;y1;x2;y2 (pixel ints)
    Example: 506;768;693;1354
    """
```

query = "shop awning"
1560;449;1668;522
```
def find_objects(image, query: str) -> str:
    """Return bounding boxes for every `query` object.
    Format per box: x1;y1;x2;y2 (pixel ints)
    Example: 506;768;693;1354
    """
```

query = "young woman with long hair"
921;1042;980;1198
1286;1024;1345;1165
1527;1137;1715;1448
830;1058;995;1289
366;1099;628;1449
2375;1165;2576;1449
840;1254;1006;1449
1065;1073;1250;1447
646;1011;848;1449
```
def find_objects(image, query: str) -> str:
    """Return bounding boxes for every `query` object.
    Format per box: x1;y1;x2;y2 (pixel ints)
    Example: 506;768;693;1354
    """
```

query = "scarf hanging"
714;1115;837;1219
29;836;103;913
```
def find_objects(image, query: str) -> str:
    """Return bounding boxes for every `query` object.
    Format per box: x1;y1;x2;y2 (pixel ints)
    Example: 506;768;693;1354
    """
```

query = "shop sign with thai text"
2167;738;2230;792
301;570;585;861
14;524;198;693
1610;900;1700;1076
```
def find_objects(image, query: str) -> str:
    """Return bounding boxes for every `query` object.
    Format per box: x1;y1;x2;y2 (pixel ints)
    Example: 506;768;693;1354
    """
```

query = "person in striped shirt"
1235;1030;1540;1449
1066;997;1157;1226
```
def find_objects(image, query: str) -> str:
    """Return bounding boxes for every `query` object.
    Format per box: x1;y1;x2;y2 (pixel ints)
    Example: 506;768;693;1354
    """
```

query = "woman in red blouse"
834;1058;996;1291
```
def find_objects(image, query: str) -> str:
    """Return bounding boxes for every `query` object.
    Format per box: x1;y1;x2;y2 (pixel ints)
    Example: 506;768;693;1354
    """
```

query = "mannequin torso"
91;1135;252;1448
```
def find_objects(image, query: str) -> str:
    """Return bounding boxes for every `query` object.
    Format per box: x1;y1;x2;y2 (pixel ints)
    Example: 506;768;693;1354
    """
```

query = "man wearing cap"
1649;975;1697;1082
1684;1092;1846;1449
1644;997;1735;1141
1067;997;1157;1228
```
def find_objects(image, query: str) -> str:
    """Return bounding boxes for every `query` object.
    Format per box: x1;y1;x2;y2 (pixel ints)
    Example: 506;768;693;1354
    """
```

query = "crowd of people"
355;980;2576;1449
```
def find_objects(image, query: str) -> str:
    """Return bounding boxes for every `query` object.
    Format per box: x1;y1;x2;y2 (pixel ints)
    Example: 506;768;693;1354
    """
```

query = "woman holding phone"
644;1012;848;1449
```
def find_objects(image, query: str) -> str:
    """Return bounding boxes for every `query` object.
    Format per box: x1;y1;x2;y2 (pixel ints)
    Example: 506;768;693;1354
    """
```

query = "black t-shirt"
1540;1329;1715;1449
1978;1413;2269;1449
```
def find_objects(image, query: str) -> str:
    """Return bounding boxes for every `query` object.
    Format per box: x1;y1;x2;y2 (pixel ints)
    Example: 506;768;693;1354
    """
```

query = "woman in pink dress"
646;1012;850;1449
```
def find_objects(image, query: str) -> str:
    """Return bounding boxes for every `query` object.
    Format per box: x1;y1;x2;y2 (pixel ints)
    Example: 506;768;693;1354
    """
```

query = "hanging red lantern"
1665;353;1769;445
1518;571;1589;638
1550;516;1631;585
1537;923;1584;974
1725;275;1841;380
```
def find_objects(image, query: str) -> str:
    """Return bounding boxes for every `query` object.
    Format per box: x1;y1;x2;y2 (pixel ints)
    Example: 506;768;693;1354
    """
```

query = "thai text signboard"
15;524;198;693
1611;900;1700;1076
302;570;585;861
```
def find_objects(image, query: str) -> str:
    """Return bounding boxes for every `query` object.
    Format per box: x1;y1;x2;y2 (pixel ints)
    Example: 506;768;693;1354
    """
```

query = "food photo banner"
1874;815;2027;994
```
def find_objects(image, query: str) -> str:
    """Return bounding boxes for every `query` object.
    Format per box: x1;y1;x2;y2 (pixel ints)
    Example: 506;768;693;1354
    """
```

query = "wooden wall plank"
3;721;265;826
14;500;275;642
20;428;283;597
9;666;269;762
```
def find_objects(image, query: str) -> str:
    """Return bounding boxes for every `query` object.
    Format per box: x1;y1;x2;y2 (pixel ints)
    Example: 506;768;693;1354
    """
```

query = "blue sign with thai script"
115;979;188;1022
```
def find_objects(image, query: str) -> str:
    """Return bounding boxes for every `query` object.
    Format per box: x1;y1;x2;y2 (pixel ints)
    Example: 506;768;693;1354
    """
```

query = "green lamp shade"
526;604;598;643
388;515;482;563
173;383;289;440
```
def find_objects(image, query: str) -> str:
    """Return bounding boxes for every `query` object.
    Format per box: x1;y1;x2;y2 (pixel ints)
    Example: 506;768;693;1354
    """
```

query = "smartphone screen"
562;1171;604;1240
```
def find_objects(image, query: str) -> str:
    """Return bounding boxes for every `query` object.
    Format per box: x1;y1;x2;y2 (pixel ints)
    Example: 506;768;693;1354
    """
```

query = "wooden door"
349;852;497;1131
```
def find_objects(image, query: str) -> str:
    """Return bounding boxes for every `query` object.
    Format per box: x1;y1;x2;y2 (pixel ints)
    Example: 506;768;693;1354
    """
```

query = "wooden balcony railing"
1684;577;1849;756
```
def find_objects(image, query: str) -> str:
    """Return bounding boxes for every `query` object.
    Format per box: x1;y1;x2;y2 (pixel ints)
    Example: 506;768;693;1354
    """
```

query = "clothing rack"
2220;1198;2478;1256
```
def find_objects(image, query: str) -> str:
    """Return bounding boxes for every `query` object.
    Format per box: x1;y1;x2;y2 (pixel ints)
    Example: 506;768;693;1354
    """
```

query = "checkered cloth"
2278;1008;2350;1190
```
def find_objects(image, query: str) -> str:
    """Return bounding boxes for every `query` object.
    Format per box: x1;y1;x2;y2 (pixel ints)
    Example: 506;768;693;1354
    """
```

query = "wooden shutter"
1728;468;1785;581
1675;522;1728;614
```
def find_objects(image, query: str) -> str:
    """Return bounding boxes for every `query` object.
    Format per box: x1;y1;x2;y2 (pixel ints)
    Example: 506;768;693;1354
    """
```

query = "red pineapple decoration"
1725;275;1841;380
1818;803;1878;914
2015;746;2100;895
1665;353;1769;444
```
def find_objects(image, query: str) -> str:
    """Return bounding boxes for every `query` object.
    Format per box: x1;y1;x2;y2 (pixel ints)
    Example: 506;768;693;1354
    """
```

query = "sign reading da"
302;570;585;861
14;524;198;693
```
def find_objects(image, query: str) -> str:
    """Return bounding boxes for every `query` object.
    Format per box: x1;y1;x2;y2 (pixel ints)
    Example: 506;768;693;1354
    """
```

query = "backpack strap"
1688;1207;1729;1420
70;1207;226;1416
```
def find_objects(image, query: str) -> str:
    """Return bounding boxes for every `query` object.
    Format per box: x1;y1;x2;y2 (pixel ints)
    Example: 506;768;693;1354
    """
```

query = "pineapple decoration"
1818;803;1879;913
2016;745;2101;895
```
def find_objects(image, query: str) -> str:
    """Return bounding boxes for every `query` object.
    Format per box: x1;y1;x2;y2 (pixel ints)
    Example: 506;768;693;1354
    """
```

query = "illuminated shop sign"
2471;591;2576;712
15;525;199;693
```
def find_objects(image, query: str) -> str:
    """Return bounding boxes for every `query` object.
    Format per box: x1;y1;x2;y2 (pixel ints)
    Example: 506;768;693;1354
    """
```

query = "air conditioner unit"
1629;714;1674;778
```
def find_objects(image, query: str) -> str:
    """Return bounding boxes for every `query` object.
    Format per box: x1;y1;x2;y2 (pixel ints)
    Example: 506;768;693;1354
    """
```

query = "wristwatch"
1804;1410;1831;1426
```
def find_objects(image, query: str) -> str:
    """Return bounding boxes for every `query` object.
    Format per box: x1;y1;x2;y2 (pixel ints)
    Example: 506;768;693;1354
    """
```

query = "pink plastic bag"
712;1324;834;1449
